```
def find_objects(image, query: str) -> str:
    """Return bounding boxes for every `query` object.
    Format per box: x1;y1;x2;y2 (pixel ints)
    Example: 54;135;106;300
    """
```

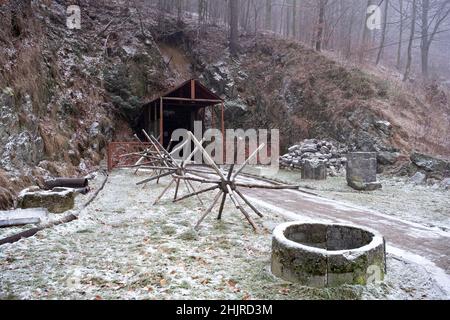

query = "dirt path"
243;186;450;293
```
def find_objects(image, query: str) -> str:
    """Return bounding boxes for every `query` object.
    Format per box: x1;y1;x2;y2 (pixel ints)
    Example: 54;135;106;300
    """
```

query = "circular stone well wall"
271;222;386;287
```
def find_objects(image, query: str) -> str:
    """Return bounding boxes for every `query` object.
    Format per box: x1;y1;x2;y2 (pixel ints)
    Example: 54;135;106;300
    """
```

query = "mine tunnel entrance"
137;79;225;149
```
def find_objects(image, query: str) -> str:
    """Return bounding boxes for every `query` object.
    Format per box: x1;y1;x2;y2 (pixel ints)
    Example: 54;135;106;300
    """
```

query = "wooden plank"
162;97;223;103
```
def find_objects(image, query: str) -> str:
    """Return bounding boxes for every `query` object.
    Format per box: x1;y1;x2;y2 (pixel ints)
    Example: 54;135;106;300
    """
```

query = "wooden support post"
107;143;112;172
221;102;225;164
191;79;196;99
154;104;157;137
159;98;164;146
147;106;153;132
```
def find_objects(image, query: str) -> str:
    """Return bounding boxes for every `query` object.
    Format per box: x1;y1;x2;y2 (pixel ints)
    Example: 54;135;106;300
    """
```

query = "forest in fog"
133;0;450;83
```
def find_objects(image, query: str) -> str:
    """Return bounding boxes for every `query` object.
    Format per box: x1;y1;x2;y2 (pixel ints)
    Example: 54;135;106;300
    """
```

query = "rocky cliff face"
0;0;172;208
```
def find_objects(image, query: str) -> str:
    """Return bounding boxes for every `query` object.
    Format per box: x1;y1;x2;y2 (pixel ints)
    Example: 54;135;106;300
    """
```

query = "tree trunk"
176;0;183;25
396;0;404;69
359;0;373;63
403;0;417;82
229;0;239;56
315;0;326;51
376;0;389;65
420;0;430;78
421;44;430;79
286;0;291;37
279;0;286;34
265;0;272;30
292;0;297;38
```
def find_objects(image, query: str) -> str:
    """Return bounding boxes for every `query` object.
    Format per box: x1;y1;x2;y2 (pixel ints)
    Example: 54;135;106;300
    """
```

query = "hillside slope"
175;25;450;161
1;1;449;208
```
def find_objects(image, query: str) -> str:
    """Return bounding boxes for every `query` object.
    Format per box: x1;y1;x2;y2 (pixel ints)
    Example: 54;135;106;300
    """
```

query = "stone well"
271;222;386;287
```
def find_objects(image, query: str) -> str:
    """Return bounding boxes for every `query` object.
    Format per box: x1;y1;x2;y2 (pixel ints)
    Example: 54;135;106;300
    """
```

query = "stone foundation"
271;222;386;287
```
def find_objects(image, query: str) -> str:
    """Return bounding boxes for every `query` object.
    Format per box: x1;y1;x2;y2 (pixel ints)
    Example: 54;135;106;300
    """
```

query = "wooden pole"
174;185;219;203
107;143;112;172
154;104;157;137
221;102;225;164
191;79;196;99
195;190;223;230
234;189;264;218
217;192;227;220
154;178;176;205
159;97;164;146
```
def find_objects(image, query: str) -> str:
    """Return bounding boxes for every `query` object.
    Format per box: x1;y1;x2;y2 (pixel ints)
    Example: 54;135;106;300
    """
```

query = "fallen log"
43;178;89;190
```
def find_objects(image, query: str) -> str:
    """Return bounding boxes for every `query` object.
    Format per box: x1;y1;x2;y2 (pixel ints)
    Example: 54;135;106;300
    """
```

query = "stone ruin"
301;159;327;180
346;152;382;191
280;139;349;178
18;187;76;214
271;222;386;288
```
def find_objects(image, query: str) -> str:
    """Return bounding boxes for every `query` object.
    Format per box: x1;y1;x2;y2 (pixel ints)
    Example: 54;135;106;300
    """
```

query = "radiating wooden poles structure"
170;132;299;232
135;130;205;206
129;130;298;232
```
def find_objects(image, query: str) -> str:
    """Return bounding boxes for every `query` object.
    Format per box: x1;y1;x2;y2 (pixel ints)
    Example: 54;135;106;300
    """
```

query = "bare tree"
265;0;272;30
404;0;417;81
176;0;183;25
292;0;297;38
420;0;450;78
230;0;240;56
316;0;327;51
148;0;450;80
359;0;374;63
376;0;389;65
397;0;404;69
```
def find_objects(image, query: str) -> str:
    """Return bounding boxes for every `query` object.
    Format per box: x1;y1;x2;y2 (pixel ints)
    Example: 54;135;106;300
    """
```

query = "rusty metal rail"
107;142;153;172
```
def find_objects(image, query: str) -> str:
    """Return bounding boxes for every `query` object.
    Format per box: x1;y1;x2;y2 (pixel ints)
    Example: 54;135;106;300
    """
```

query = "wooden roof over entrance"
141;79;225;146
144;79;223;109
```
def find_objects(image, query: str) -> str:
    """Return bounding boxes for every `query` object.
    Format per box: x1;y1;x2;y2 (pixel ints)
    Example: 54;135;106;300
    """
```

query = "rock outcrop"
410;152;450;180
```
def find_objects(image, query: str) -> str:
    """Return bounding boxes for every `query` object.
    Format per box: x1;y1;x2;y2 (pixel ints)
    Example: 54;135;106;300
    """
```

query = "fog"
141;0;450;81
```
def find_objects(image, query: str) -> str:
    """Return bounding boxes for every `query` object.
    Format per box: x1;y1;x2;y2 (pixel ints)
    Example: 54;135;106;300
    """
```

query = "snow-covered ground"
0;169;448;300
248;168;450;232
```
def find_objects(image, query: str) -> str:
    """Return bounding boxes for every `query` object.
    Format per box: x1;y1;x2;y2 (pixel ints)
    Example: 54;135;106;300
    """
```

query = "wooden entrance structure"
138;79;225;148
